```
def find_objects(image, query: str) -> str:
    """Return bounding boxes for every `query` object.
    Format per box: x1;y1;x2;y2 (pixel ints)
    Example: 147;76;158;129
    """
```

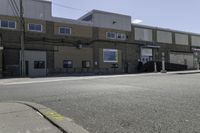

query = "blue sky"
52;0;200;33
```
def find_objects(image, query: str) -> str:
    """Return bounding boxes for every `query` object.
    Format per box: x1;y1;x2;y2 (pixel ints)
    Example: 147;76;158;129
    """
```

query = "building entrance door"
141;48;153;64
25;61;29;77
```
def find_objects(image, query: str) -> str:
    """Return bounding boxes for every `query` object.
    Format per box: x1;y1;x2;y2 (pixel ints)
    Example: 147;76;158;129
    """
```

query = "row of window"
63;60;91;68
0;20;16;29
106;32;127;40
0;20;72;35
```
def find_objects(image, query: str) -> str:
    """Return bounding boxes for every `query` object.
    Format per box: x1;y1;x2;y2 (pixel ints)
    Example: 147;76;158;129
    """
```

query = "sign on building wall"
141;48;153;56
103;49;118;63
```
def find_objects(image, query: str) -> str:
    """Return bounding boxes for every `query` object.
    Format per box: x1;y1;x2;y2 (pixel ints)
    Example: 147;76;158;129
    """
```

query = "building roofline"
30;0;52;3
52;17;93;27
132;23;200;36
78;9;131;20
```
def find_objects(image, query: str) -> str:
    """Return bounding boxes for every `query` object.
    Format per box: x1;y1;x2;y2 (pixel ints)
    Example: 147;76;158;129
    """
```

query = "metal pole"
20;0;25;77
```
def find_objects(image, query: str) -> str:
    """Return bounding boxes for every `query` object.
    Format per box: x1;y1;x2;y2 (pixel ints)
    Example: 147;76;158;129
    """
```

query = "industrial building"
0;0;200;77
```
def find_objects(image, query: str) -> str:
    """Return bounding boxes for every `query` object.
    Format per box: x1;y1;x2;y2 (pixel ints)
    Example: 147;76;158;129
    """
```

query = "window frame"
0;20;16;29
28;23;43;32
106;32;116;40
58;27;72;35
34;61;45;69
116;33;127;40
103;49;118;63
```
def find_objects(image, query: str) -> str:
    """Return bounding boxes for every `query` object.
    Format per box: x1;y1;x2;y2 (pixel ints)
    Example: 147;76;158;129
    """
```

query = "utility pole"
20;0;25;77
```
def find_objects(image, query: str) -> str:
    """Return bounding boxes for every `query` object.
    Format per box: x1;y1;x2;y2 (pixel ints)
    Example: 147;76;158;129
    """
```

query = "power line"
8;0;20;18
52;2;89;12
12;0;20;12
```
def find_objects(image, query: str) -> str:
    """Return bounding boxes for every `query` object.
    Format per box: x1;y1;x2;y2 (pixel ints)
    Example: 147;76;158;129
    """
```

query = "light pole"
20;0;25;77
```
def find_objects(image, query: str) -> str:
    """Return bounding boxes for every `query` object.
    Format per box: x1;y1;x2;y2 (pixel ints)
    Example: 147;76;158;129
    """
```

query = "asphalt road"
0;73;200;133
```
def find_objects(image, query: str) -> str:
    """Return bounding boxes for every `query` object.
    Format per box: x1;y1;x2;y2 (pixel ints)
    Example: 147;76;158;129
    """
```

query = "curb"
17;101;90;133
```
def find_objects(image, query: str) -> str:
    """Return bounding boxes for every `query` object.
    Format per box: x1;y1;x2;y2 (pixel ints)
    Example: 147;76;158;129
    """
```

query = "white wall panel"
175;33;188;45
0;0;52;20
192;36;200;47
157;30;172;44
93;12;132;31
135;28;153;42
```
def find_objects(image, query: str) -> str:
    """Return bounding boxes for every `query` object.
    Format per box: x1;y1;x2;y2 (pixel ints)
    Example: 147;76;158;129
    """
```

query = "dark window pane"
63;60;73;68
29;24;35;30
60;28;65;33
1;20;8;28
65;28;70;34
60;27;71;34
34;61;45;69
35;25;41;31
9;21;15;28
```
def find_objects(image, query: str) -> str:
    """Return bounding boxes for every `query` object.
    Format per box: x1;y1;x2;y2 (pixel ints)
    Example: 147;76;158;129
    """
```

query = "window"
117;33;127;40
59;27;71;35
106;32;126;40
103;49;118;63
106;32;116;39
82;60;91;68
63;60;73;68
82;15;93;21
28;24;42;32
34;61;45;69
0;20;16;29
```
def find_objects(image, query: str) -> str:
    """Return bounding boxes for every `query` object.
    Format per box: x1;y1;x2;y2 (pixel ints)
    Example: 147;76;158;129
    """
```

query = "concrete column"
153;49;157;72
154;62;157;72
161;52;167;73
194;52;199;70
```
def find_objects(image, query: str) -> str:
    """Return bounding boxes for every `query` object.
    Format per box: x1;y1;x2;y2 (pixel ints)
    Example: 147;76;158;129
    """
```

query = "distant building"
0;0;199;77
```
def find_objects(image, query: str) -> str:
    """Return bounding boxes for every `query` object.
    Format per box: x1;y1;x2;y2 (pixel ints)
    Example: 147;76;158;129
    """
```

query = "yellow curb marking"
45;110;65;121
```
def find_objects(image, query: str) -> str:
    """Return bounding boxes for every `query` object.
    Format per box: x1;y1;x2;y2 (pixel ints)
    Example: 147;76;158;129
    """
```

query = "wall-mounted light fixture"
112;20;117;24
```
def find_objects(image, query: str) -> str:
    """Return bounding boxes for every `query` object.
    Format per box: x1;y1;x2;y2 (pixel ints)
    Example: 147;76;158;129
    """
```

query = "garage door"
169;52;194;69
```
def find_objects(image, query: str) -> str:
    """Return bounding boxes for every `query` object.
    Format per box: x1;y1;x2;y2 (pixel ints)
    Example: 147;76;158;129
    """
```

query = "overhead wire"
52;2;89;13
12;0;20;12
8;0;20;21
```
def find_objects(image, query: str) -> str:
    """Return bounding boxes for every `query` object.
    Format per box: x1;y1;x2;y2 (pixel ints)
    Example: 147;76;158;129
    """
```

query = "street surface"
0;73;200;133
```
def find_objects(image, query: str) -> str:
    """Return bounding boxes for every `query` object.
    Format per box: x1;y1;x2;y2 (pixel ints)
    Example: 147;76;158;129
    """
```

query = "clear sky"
52;0;200;33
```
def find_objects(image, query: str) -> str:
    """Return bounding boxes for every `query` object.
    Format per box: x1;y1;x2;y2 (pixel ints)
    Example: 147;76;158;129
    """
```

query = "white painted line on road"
0;73;163;86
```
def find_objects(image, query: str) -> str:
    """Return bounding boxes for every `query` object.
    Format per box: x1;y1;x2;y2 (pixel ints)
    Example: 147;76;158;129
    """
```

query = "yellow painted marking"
45;110;65;121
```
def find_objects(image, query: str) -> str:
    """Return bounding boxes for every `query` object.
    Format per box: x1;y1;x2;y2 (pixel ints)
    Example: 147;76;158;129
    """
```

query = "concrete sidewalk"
0;70;200;85
0;102;90;133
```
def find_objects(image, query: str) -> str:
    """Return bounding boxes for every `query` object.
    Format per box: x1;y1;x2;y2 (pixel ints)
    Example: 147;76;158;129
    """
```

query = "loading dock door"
23;50;47;77
169;52;194;69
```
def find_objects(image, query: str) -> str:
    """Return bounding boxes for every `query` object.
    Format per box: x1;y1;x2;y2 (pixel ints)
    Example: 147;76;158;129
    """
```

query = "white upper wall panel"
90;10;131;31
157;30;172;44
192;36;200;47
135;28;153;42
175;33;188;45
0;0;52;20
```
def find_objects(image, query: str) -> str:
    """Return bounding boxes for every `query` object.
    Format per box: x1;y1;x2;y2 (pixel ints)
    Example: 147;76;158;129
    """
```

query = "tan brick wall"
54;22;92;38
54;46;93;69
